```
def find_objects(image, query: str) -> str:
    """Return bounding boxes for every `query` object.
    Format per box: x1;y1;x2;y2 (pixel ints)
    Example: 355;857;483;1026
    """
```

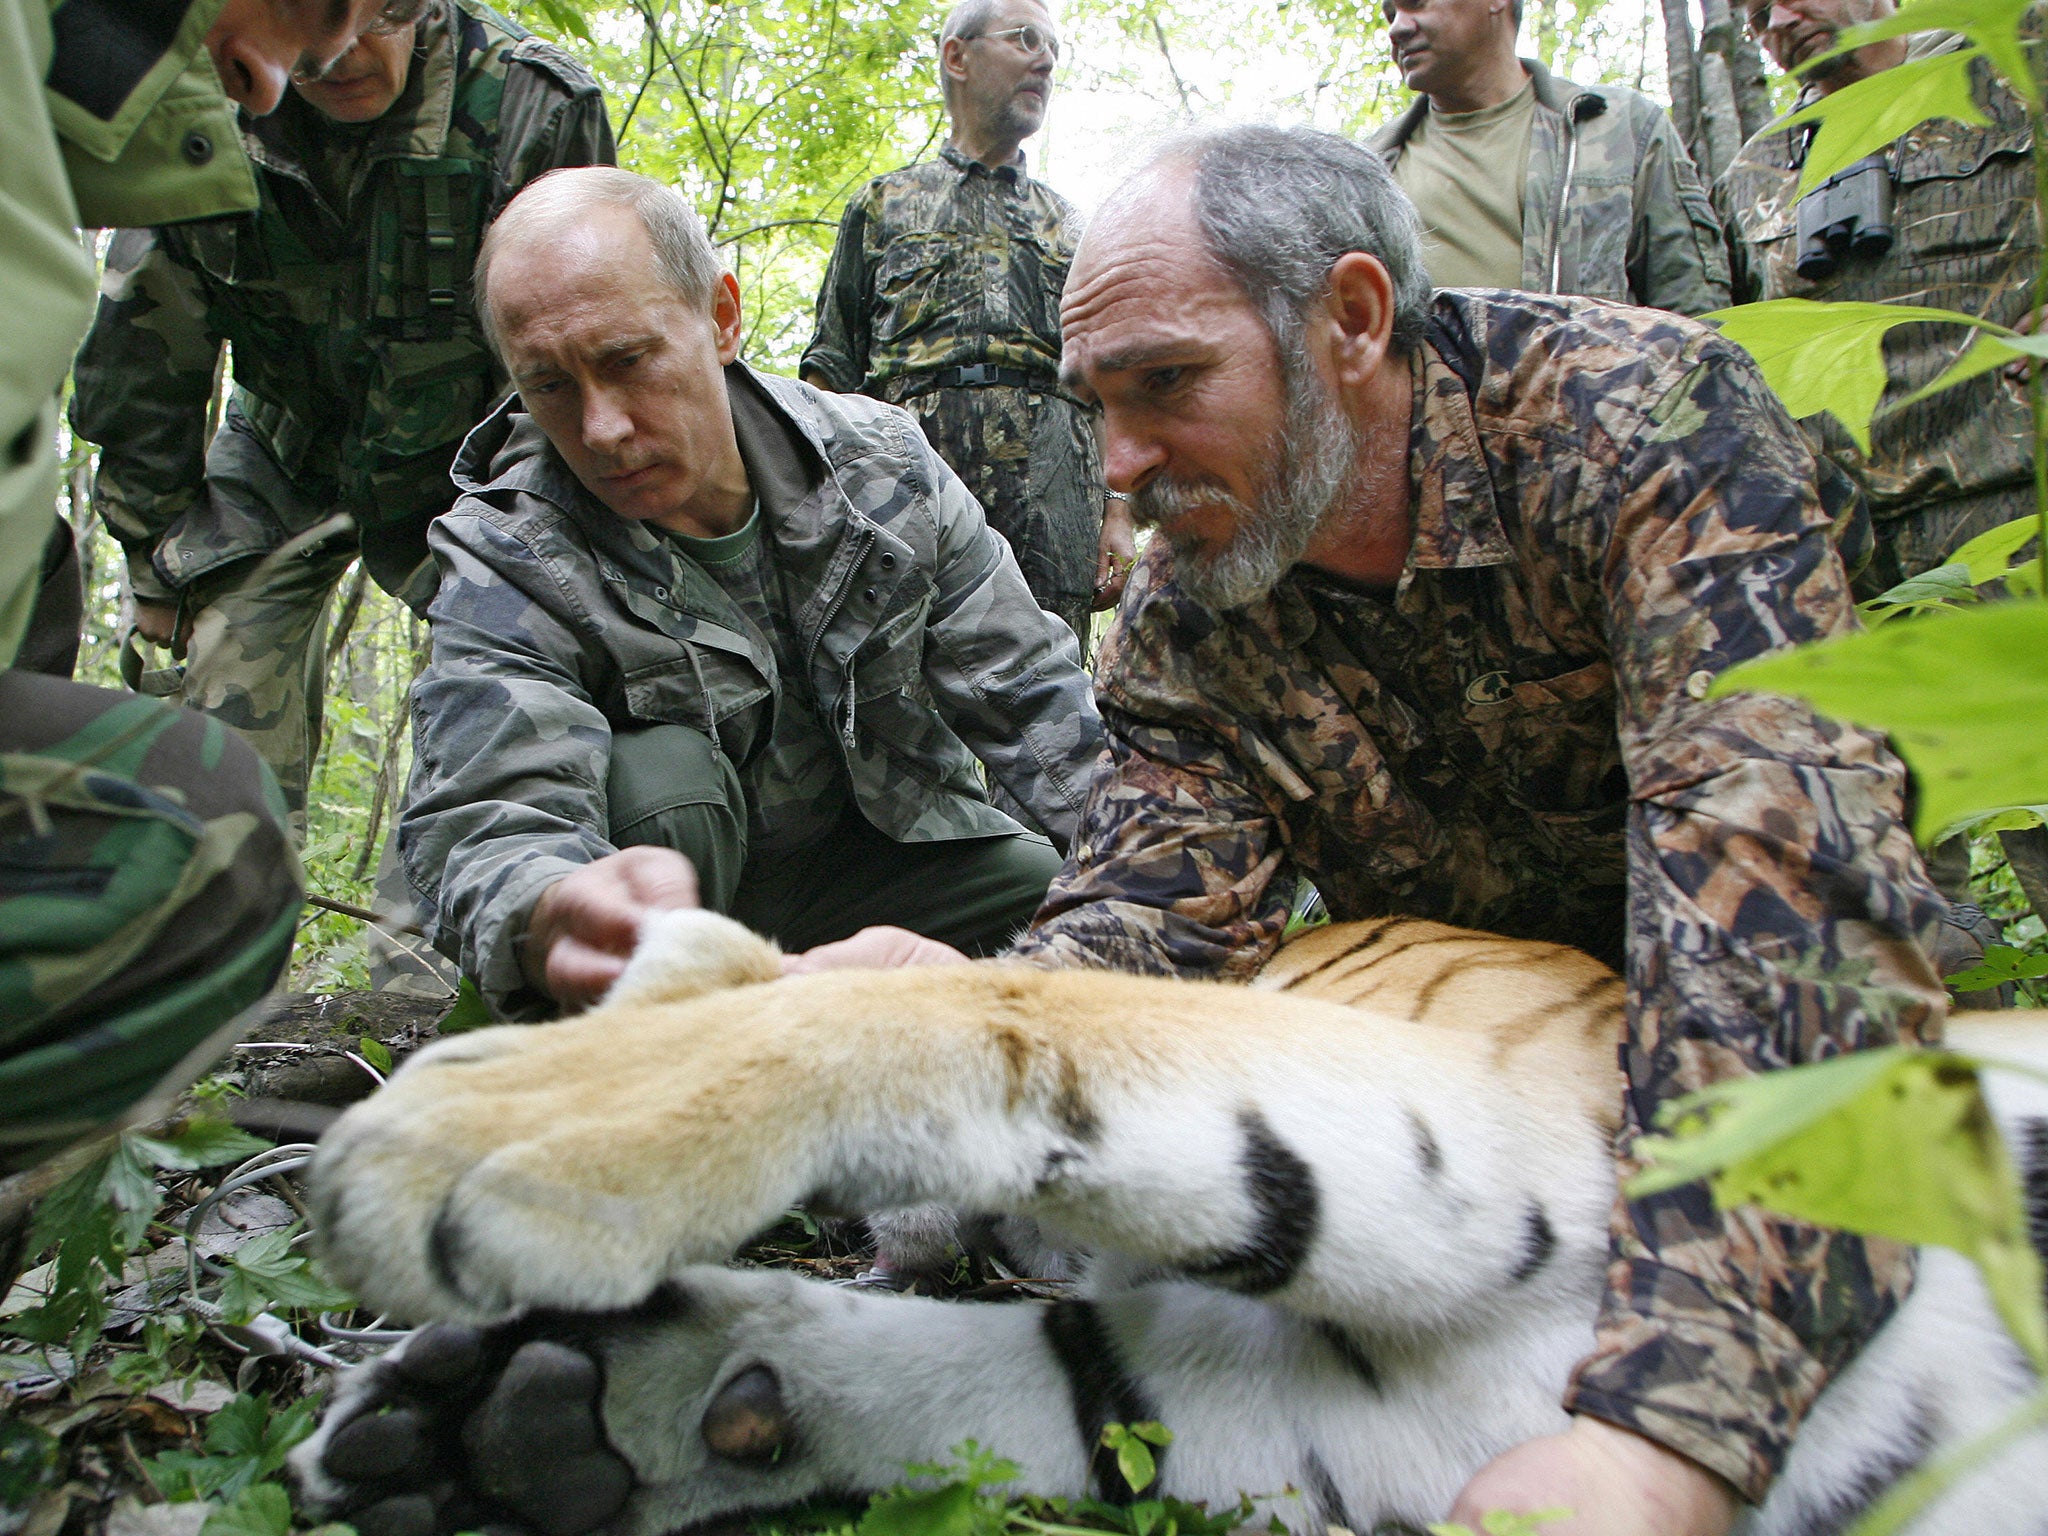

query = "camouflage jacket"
404;365;1103;1017
800;145;1080;400
69;0;613;604
5;0;260;664
1372;58;1731;315
1014;291;1950;1500
1716;38;2034;528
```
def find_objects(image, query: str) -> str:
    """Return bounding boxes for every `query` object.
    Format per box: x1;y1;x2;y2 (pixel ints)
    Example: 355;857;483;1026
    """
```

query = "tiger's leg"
294;1264;1589;1536
309;912;1615;1343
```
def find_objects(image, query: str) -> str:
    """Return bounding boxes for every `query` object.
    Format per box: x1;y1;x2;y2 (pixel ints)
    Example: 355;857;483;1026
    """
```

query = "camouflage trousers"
606;721;1061;957
0;673;302;1176
128;512;362;838
895;383;1102;656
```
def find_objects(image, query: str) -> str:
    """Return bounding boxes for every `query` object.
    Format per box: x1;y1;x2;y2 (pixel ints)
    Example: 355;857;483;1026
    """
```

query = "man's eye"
1144;366;1186;393
529;379;562;397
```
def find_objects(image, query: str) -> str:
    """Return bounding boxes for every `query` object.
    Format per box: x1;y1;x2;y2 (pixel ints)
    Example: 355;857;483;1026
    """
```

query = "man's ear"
1321;251;1398;390
940;33;972;85
712;271;745;365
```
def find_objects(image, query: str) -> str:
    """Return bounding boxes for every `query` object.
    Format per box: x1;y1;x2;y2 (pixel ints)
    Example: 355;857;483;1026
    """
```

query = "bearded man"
828;125;1959;1533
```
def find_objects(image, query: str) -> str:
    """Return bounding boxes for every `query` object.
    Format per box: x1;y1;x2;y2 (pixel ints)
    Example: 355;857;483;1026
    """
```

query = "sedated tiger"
295;910;2048;1536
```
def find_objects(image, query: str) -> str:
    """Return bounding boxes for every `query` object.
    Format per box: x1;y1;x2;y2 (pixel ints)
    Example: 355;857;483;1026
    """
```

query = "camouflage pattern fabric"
0;673;302;1176
801;147;1104;643
1716;38;2034;587
1013;290;1950;1502
401;365;1103;1018
1373;57;1732;315
67;0;613;820
2;0;256;667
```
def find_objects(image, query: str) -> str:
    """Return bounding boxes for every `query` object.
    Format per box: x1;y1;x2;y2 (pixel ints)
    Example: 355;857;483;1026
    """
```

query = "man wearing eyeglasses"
67;0;615;837
1715;0;2048;930
801;0;1134;679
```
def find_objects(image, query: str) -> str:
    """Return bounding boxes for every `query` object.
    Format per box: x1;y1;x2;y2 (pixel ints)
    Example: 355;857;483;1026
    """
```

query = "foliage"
1428;1512;1569;1536
144;1394;319;1503
1709;600;2048;840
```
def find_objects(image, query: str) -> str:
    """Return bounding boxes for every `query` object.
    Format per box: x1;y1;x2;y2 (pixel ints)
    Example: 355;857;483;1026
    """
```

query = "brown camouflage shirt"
1013;290;1951;1500
800;145;1079;398
1715;38;2034;542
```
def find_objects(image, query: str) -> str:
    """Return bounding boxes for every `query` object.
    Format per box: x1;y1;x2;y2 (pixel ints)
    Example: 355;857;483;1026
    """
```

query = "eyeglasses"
969;23;1062;59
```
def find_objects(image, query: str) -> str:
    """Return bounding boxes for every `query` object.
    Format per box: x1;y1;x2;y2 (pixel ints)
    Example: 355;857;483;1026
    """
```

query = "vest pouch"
372;159;483;342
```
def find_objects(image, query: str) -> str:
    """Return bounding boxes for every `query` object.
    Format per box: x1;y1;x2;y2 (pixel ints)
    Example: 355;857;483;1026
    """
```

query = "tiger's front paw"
294;1322;635;1536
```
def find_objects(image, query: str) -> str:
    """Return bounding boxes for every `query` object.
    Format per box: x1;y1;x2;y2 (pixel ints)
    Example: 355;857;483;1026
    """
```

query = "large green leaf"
1631;1046;2048;1371
1708;599;2048;837
1826;0;2039;106
1903;327;2048;405
1707;299;2004;451
1782;47;1991;194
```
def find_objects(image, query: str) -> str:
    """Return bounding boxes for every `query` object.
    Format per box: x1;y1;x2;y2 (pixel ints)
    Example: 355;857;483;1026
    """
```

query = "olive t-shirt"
1392;77;1537;290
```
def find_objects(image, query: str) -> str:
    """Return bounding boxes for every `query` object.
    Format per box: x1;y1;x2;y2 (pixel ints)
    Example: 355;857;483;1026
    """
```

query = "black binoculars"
1794;154;1895;280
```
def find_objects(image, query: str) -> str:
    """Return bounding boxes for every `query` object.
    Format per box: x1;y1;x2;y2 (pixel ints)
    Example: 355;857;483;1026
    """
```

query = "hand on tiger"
781;924;969;975
521;846;702;1011
1447;1417;1739;1536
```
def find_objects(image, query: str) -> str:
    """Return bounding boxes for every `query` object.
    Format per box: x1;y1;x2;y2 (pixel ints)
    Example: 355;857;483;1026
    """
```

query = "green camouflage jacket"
1372;58;1731;315
404;365;1103;1017
1013;290;1949;1501
1715;38;2033;532
69;0;613;604
800;145;1079;400
5;0;259;664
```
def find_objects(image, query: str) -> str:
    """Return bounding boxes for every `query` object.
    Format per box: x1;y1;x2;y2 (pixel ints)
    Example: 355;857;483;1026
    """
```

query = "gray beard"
1132;355;1362;610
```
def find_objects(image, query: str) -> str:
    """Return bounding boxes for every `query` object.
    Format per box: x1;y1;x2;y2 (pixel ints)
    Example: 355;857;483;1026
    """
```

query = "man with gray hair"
396;165;1103;1020
801;0;1132;656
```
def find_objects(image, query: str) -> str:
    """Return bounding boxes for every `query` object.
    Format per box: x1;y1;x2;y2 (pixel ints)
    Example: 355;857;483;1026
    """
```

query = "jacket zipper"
1547;97;1584;293
804;525;876;753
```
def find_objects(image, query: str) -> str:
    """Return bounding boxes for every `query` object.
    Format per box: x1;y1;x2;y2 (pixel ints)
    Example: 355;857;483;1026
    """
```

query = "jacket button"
879;552;897;569
862;586;878;603
181;130;214;166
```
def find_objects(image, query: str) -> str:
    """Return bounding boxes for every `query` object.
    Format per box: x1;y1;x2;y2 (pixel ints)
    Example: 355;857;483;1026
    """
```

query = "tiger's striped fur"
298;911;2048;1536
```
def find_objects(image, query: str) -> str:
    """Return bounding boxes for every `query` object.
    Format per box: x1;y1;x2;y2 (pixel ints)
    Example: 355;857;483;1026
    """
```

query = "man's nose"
212;34;291;115
582;389;632;452
1101;416;1165;498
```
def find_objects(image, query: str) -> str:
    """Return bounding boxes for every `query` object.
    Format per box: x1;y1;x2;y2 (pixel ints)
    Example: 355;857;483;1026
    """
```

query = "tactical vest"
167;7;514;529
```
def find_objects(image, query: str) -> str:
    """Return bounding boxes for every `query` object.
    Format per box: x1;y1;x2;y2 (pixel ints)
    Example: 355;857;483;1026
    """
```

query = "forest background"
46;0;2037;993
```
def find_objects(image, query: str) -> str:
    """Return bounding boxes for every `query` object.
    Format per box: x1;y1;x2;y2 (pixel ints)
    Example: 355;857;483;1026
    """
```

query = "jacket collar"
1403;330;1513;578
1372;56;1605;155
939;141;1028;182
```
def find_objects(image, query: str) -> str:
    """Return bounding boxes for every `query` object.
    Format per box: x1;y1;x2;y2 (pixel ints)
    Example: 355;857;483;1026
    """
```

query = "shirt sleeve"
1009;550;1298;978
801;193;875;393
400;510;620;1020
68;227;225;604
1558;335;1949;1501
1626;102;1734;316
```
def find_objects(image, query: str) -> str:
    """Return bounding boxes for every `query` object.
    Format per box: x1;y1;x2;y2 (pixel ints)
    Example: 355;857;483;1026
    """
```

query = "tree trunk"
1732;26;1775;141
1695;0;1747;180
1660;0;1703;167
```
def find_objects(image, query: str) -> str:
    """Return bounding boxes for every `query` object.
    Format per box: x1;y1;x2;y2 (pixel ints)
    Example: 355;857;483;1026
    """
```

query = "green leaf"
357;1036;394;1074
1707;599;2048;838
201;1482;294;1536
1113;1436;1157;1495
1780;47;1992;195
438;976;496;1034
1128;1422;1173;1448
1706;299;2003;451
1630;1047;2048;1372
1943;803;2048;836
1857;561;1978;625
1944;514;2044;584
217;1228;355;1321
1830;0;2038;106
858;1481;977;1536
1946;943;2048;989
1902;327;2048;406
525;0;593;41
130;1117;273;1172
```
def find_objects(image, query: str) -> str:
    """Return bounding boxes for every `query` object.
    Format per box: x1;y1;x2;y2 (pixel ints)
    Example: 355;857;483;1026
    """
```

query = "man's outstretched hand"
1448;1417;1739;1536
782;925;969;974
522;846;701;1010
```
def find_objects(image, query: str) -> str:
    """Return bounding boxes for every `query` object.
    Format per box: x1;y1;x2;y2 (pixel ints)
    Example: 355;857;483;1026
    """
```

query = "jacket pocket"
1460;658;1623;813
873;234;959;344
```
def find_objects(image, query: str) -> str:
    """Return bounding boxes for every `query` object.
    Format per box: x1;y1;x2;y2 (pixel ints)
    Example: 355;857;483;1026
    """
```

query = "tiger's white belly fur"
297;911;2048;1536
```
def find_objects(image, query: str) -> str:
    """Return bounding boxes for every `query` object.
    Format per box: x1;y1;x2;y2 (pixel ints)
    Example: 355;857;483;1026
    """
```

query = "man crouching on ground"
398;167;1103;1020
